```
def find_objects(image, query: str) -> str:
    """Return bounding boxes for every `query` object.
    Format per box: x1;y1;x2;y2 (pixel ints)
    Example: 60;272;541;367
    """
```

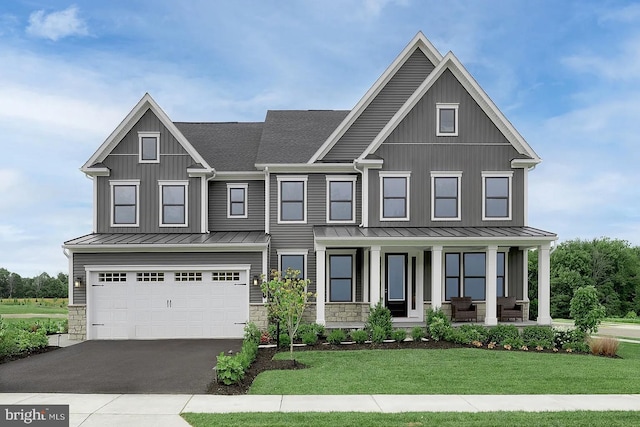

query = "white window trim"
277;175;308;224
138;131;160;163
227;183;248;219
109;180;140;228
158;180;189;227
442;250;509;301
327;249;357;303
278;250;308;279
326;176;357;224
482;171;513;221
431;171;462;221
436;103;459;137
379;172;411;222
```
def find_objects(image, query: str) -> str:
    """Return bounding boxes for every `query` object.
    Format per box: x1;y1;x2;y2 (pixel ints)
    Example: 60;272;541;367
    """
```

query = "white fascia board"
187;168;215;177
213;171;265;181
62;243;269;253
359;52;542;162
81;167;110;177
308;32;443;163
314;235;558;248
254;163;358;173
81;93;213;172
511;158;541;168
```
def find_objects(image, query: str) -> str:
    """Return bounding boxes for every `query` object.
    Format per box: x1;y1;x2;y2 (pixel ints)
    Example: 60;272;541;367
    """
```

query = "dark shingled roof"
174;122;263;171
255;110;349;164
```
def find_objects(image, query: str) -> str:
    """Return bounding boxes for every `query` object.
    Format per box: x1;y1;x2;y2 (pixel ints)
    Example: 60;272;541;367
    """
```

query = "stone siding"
325;303;370;323
68;304;86;340
249;303;317;331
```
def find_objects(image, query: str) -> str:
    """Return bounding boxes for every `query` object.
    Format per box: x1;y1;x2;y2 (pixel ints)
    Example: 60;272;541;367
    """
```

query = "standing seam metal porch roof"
64;232;270;248
314;226;557;243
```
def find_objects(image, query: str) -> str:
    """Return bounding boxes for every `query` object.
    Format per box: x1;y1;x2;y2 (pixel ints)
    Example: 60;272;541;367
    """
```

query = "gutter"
353;160;365;227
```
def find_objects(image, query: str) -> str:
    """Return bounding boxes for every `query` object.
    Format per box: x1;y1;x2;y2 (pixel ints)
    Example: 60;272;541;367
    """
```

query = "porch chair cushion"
450;296;477;322
497;296;524;321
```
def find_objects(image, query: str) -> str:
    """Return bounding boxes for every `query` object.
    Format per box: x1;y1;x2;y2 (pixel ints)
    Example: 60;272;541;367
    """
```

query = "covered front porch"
313;226;557;327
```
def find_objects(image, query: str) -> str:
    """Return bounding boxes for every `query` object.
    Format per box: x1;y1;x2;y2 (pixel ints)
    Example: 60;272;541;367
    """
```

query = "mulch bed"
0;346;60;365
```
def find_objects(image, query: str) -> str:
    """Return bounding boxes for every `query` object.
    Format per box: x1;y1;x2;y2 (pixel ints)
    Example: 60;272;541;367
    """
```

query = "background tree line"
529;238;640;319
0;269;68;299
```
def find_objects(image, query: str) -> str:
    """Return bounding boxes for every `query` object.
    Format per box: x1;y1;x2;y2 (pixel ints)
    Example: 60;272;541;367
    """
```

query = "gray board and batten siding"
208;180;265;231
97;109;202;233
323;48;435;161
72;251;265;304
268;173;362;296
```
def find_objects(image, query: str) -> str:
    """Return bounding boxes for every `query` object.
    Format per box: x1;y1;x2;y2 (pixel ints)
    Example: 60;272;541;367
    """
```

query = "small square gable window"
139;132;160;163
436;104;459;137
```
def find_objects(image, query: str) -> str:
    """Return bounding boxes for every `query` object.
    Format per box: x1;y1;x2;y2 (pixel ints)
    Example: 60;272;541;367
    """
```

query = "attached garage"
86;266;250;339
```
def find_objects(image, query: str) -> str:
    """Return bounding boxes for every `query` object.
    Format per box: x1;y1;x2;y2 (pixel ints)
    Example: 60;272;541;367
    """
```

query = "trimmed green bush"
216;352;245;385
243;322;261;344
522;325;554;348
428;317;451;341
411;326;425;341
350;329;368;344
624;310;637;319
296;322;325;339
459;324;489;343
487;324;520;344
327;329;346;344
301;331;318;345
365;302;393;339
444;327;468;344
392;329;407;343
278;333;291;348
426;307;450;327
371;325;387;344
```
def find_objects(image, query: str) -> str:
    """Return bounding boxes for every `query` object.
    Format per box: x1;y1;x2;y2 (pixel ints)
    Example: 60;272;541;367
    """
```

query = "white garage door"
88;269;249;339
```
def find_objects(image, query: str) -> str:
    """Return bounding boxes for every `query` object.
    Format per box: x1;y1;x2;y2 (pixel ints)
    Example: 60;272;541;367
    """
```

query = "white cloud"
563;35;640;81
26;5;88;41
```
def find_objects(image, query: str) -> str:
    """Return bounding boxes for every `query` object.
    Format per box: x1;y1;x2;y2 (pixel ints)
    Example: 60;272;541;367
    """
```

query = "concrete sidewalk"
1;393;640;426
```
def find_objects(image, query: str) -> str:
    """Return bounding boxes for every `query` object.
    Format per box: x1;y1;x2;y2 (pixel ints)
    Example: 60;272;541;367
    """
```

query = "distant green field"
0;298;68;315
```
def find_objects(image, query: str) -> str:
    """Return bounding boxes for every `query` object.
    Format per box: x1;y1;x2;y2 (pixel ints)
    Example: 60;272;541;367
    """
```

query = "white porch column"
430;246;443;310
315;248;326;325
537;243;552;325
522;249;529;301
485;245;498;326
370;246;381;306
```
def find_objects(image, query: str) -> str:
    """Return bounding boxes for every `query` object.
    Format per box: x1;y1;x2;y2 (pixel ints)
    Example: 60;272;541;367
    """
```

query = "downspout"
62;248;73;305
204;168;217;233
353;160;364;227
84;174;96;233
264;166;270;234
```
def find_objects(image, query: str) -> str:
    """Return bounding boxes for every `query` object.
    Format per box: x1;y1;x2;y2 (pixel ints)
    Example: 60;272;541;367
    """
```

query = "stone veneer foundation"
68;304;86;340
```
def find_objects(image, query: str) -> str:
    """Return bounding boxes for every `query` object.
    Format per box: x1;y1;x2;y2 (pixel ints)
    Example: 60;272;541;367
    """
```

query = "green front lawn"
182;411;640;427
249;343;640;395
0;299;68;315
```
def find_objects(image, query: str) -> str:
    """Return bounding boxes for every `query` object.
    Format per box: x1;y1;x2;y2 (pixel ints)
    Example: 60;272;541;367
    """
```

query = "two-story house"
64;32;556;340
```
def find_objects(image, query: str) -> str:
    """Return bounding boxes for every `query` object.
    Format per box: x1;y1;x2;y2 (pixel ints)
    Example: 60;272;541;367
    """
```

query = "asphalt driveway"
0;339;241;394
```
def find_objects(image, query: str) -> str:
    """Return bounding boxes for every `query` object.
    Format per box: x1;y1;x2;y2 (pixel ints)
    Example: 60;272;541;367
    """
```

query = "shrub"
426;307;450;327
428;317;451;342
570;285;606;334
624;310;637;319
365;302;393;339
562;340;589;353
216;352;245;385
297;322;325;339
371;325;387;344
588;337;620;357
267;323;278;338
327;329;346;344
237;339;258;370
243;322;261;344
392;329;407;343
411;326;425;341
278;333;291;348
487;324;520;345
552;328;572;349
350;329;368;344
260;331;271;344
301;331;318;345
459;324;488;344
444;327;468;344
502;336;524;349
522;326;554;348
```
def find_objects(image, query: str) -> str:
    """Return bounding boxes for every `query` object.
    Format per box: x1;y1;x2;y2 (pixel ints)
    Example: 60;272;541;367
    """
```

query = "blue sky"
1;0;639;276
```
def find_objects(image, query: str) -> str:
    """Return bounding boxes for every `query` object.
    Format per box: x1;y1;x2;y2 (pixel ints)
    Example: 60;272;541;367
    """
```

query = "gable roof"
174;122;263;171
81;93;213;173
255;110;349;165
359;52;541;162
308;31;443;163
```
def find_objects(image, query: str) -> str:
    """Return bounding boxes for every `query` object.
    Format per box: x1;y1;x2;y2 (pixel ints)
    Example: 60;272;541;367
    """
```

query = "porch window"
463;253;486;300
328;254;353;302
445;253;460;300
445;252;506;301
497;252;505;297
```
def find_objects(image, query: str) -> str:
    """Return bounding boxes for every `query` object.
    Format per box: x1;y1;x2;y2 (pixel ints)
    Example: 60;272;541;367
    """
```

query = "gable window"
110;180;140;227
380;172;410;221
138;132;160;163
279;251;306;279
328;252;355;302
431;172;462;221
277;176;307;223
445;252;506;300
326;176;356;223
482;172;513;220
159;180;188;227
227;183;248;219
436;103;459;136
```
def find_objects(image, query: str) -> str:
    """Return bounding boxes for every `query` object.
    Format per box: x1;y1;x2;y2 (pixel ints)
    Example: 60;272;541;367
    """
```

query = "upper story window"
436;103;459;136
158;180;188;227
139;132;160;163
431;172;462;221
482;172;513;220
380;172;410;221
110;180;140;227
279;251;307;279
227;183;248;219
326;176;356;223
277;176;307;224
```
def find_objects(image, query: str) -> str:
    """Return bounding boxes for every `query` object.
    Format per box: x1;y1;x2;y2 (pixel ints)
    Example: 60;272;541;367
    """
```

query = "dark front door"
385;253;407;317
